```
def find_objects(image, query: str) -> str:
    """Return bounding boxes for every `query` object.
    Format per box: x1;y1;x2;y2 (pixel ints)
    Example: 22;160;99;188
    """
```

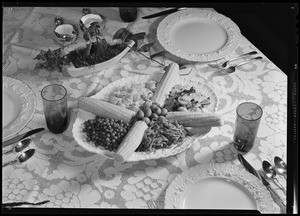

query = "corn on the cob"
151;63;179;107
78;97;135;123
114;121;148;163
166;111;223;128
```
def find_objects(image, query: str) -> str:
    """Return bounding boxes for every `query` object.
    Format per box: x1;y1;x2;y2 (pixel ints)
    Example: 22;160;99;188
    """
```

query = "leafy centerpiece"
34;8;135;77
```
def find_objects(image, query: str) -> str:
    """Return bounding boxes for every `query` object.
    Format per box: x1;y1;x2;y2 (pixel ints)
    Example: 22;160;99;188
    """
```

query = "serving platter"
72;74;218;162
2;76;36;140
64;40;135;78
157;8;241;62
164;163;278;213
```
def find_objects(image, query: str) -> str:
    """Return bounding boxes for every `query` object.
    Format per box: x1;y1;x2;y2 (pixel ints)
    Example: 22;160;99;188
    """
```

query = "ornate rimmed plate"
72;74;218;162
2;76;36;140
164;163;279;213
157;9;241;62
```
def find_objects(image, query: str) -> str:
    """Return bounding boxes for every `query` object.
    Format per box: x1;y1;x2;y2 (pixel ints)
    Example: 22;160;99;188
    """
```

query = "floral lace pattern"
2;7;286;212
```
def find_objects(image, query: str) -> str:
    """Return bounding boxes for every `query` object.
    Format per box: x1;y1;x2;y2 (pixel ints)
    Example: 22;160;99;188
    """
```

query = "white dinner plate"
2;76;36;140
164;163;278;213
157;9;241;62
72;74;218;162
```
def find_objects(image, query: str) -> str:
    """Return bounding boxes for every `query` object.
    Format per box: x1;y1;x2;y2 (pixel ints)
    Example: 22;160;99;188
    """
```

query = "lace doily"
2;76;36;140
157;9;241;62
72;74;219;162
164;163;279;213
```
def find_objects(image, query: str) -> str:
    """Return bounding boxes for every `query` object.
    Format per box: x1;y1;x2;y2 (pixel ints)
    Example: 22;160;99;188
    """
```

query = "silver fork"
146;199;158;209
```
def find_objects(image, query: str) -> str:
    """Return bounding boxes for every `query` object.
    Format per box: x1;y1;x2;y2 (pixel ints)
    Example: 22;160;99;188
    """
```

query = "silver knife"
237;154;286;213
2;128;45;148
142;7;186;19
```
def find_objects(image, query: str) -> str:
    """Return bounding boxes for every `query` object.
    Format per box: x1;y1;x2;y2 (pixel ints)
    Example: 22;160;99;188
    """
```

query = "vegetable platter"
72;63;222;162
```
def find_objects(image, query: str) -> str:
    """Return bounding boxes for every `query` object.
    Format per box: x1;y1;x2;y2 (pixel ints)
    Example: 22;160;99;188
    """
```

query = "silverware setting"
262;160;287;195
3;138;31;155
142;7;186;19
2;149;35;167
3;128;44;148
3;200;50;209
274;156;287;179
221;56;263;74
221;51;258;68
237;154;286;213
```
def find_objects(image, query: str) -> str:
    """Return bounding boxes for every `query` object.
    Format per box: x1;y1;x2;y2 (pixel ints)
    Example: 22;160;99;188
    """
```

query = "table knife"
2;128;45;148
237;154;286;213
142;7;186;19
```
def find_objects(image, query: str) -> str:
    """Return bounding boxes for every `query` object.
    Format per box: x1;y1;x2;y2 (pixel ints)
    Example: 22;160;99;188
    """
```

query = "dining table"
2;6;290;213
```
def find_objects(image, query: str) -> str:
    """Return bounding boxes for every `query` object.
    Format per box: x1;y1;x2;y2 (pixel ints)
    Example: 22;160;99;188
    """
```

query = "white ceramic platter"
2;76;36;140
164;163;278;213
64;40;135;78
157;9;241;62
73;74;218;162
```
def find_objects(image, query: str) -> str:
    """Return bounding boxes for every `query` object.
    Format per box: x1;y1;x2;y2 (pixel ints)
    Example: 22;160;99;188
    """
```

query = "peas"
82;116;131;152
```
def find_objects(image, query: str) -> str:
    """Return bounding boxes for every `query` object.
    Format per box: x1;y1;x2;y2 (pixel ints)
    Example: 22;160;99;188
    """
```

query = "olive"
154;107;161;115
143;107;152;117
150;113;158;120
143;101;152;108
161;108;168;116
142;117;150;124
136;110;145;119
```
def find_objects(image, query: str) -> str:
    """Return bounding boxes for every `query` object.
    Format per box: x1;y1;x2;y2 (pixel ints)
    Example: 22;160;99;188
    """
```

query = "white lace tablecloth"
2;7;287;211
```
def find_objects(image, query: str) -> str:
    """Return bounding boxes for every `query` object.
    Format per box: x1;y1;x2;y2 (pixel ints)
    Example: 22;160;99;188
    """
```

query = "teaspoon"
274;156;287;179
2;149;35;167
262;160;286;194
221;56;263;74
3;138;31;155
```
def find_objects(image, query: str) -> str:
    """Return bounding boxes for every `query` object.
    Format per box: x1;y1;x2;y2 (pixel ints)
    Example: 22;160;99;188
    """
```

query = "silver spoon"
221;56;263;74
262;160;286;194
221;51;258;68
274;156;287;179
3;138;31;155
2;149;35;167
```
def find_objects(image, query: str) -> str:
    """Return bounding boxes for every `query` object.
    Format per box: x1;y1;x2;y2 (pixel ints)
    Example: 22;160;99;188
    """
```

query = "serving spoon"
262;160;286;194
3;138;31;155
274;156;287;179
2;149;35;167
221;56;263;74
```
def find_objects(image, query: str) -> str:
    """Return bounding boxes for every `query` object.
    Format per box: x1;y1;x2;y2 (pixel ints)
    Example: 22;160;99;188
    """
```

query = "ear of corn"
114;121;148;163
166;111;223;128
78;97;135;123
151;63;179;107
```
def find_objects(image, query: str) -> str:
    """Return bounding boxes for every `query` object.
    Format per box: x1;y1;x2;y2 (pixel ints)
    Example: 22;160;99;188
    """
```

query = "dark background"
212;3;297;76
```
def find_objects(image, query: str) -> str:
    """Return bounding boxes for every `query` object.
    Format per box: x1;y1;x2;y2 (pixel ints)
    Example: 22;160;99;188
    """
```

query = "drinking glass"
233;102;263;152
41;84;69;134
119;7;138;22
